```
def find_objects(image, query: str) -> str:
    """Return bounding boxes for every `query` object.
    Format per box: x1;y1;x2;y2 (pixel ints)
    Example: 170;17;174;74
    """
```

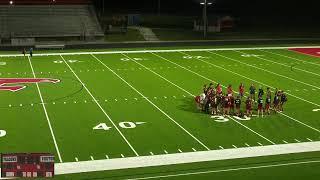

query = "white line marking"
91;54;210;151
279;112;320;133
121;154;125;158
232;145;237;148
2;46;320;58
260;49;320;67
219;146;224;149
192;148;197;152
150;152;154;156
90;156;94;160
283;140;289;144
164;150;168;154
122;53;194;97
127;160;320;180
105;155;109;159
75;157;78;162
245;143;250;147
307;138;313;142
178;149;183;153
27;56;63;163
295;139;301;143
60;55;139;157
257;142;263;146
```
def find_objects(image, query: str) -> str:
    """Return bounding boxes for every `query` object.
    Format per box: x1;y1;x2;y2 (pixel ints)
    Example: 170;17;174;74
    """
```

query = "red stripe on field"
289;48;320;58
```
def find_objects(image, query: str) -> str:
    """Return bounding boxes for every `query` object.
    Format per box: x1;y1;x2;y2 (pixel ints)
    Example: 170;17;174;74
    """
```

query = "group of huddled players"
195;83;287;117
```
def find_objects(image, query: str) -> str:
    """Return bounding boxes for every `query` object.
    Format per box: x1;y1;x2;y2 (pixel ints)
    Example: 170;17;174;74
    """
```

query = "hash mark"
192;148;197;152
232;145;237;148
178;149;183;153
245;143;250;147
90;156;94;160
164;150;168;154
105;155;109;159
219;146;224;149
121;154;125;158
257;142;263;146
150;152;154;156
164;96;167;99
294;139;301;143
75;157;78;162
307;138;313;142
283;140;288;144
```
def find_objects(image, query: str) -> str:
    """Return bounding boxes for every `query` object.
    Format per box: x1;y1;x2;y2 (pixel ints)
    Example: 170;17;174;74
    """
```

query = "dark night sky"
96;0;320;17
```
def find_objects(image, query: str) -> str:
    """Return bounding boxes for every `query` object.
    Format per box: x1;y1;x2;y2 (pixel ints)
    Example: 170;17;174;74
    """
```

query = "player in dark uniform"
246;97;252;117
265;95;272;115
203;84;207;94
29;48;33;58
257;96;264;117
22;48;26;57
229;96;235;115
249;84;256;102
273;92;280;112
235;95;241;116
279;91;287;112
258;86;264;98
211;95;218;115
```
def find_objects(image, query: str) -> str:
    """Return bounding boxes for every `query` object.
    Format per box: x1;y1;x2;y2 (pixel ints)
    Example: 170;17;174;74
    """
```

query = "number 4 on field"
93;123;112;131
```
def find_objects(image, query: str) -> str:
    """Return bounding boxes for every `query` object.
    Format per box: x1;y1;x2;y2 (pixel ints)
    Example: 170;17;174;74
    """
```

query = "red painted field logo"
289;48;320;58
0;78;60;92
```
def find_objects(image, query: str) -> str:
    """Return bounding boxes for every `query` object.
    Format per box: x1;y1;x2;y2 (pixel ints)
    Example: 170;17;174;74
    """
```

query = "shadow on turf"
177;97;204;114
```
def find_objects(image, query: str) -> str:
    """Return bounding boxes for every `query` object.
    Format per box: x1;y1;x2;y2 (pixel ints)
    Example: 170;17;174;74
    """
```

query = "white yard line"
236;50;320;77
55;141;320;175
91;54;211;151
259;49;320;67
158;51;320;134
1;46;320;58
128;159;320;180
121;53;194;97
210;51;320;90
60;55;139;157
27;56;63;163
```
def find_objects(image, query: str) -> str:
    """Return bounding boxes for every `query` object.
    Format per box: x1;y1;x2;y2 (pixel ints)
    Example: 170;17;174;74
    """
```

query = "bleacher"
0;1;103;39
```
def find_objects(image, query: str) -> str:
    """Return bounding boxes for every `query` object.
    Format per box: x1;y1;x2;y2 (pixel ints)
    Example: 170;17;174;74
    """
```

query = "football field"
0;46;320;178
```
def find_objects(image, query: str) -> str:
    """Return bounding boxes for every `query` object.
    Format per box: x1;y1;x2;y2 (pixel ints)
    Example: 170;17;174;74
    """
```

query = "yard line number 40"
93;122;146;131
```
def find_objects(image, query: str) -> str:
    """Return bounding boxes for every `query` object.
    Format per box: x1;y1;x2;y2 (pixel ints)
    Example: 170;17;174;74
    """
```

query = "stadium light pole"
201;0;213;38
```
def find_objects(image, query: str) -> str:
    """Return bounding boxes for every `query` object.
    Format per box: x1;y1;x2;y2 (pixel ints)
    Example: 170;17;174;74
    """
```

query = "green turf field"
0;46;320;179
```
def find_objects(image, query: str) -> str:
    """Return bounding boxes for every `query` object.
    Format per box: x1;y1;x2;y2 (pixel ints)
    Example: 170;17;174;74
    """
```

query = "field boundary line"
1;46;320;57
27;56;63;163
54;141;320;175
203;51;320;107
259;49;320;67
59;55;139;156
178;51;320;133
91;54;211;151
150;52;275;144
235;50;320;77
129;159;320;180
213;51;320;90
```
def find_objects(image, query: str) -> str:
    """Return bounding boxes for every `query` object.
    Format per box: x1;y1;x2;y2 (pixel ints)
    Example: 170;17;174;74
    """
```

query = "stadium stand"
0;0;103;39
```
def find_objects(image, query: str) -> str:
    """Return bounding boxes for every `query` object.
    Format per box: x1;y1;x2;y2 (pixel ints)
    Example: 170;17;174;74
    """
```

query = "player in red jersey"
223;94;230;116
245;96;252;117
227;84;233;96
239;83;245;99
216;83;222;95
257;96;264;117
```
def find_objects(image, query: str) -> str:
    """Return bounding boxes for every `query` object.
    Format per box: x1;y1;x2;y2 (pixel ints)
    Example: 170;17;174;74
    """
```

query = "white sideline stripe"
152;52;275;144
260;49;320;67
128;160;320;180
237;50;320;77
91;54;211;151
27;56;63;163
122;53;194;97
60;55;139;157
2;46;320;58
223;51;320;90
178;51;320;132
54;141;320;175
